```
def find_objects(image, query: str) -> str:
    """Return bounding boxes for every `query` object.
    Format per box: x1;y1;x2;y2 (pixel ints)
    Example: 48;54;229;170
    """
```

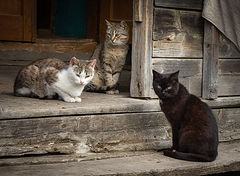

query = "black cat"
152;70;218;162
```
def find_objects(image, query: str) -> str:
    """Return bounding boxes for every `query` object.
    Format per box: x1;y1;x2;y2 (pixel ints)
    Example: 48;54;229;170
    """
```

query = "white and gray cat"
14;57;96;103
85;20;129;94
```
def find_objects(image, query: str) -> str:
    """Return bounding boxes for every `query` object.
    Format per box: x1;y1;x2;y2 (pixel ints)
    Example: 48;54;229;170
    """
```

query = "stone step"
0;141;239;176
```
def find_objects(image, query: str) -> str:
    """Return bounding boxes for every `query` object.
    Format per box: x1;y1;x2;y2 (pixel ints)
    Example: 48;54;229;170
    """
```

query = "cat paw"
63;97;76;103
74;97;82;103
106;90;119;95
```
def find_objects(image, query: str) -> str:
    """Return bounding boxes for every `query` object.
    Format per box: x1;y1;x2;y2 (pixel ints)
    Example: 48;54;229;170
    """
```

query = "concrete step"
0;141;239;176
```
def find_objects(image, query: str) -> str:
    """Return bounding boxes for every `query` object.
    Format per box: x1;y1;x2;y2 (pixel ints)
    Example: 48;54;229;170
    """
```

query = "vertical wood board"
202;21;219;99
131;0;153;97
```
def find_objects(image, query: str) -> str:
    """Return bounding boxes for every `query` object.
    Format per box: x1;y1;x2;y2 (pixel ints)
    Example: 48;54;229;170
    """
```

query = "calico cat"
85;20;129;94
152;70;218;162
14;57;96;103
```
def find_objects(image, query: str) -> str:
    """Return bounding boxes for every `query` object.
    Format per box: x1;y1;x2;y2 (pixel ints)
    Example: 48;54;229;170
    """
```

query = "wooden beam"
154;0;203;10
202;21;219;99
134;0;143;22
131;0;153;97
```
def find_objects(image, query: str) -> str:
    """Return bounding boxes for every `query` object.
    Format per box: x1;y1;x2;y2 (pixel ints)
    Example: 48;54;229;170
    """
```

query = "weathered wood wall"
150;0;240;98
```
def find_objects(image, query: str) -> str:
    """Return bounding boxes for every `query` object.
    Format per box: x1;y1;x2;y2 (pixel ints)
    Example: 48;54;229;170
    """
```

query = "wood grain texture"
131;0;153;97
154;0;203;10
0;107;239;156
0;0;36;42
153;8;203;58
218;76;240;96
134;0;143;22
0;112;169;156
219;33;240;58
152;59;202;96
202;21;219;99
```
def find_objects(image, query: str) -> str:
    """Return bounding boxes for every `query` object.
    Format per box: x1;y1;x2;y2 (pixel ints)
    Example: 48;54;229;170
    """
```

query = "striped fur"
85;20;129;94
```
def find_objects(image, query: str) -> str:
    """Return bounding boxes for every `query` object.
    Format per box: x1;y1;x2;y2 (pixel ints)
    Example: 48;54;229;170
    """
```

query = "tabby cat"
85;20;129;94
14;57;96;103
152;70;218;162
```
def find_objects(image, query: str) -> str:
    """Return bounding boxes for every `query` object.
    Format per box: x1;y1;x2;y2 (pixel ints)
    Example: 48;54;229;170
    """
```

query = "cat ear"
70;57;78;67
120;20;128;29
105;19;112;27
91;59;96;69
152;70;162;79
170;70;179;81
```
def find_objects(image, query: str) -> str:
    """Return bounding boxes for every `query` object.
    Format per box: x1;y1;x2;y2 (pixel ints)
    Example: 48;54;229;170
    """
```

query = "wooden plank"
134;0;143;22
219;33;240;58
0;112;169;156
152;59;202;96
155;0;203;10
214;108;240;142
23;0;36;42
218;75;240;96
218;59;240;96
153;8;203;58
219;59;240;74
202;21;219;99
1;107;240;156
131;0;153;97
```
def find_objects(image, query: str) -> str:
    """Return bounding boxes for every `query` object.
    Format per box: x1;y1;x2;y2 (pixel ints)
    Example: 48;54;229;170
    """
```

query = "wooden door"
0;0;36;42
99;0;133;43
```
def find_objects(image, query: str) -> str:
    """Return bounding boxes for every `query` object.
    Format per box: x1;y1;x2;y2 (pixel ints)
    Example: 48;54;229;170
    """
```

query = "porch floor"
1;69;240;120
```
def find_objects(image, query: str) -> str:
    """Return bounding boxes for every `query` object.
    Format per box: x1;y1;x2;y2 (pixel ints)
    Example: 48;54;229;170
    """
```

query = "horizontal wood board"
0;112;170;156
153;8;203;58
0;107;239;156
152;59;202;96
153;8;240;58
154;0;203;10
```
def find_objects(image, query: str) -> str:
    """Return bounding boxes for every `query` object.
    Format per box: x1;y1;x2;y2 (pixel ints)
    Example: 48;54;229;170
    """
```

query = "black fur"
153;70;218;162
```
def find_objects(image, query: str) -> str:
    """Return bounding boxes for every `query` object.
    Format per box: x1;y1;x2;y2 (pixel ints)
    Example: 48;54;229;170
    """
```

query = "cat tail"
163;150;217;162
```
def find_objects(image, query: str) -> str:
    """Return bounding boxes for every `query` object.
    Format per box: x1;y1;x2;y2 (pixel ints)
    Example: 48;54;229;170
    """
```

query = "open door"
0;0;36;42
99;0;133;43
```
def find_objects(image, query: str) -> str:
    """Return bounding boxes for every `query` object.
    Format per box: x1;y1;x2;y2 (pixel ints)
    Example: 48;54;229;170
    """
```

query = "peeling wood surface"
0;107;239;156
131;0;153;97
153;8;203;58
0;112;170;156
154;0;203;10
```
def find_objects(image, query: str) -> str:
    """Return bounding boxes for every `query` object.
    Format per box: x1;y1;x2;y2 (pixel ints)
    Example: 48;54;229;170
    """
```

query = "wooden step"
0;62;240;157
0;141;239;176
1;77;240;156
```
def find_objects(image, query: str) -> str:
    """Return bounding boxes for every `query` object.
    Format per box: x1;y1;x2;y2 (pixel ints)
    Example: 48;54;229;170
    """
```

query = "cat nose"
111;36;116;42
80;81;84;85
